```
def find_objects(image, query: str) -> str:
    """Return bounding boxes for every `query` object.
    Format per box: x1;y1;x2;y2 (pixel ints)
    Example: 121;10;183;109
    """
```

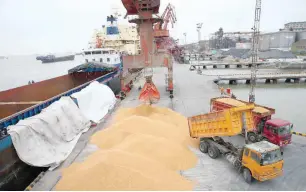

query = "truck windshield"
277;125;291;135
261;149;283;166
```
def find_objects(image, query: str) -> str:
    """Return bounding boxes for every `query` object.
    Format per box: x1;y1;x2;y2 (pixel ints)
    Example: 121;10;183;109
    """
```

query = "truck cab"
241;141;284;183
259;119;293;147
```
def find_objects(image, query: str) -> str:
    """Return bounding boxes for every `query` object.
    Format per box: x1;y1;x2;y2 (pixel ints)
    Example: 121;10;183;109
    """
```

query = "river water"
0;55;84;91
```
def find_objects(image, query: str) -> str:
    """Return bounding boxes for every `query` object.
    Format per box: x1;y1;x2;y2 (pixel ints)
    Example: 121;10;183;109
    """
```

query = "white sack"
7;97;91;170
71;81;116;123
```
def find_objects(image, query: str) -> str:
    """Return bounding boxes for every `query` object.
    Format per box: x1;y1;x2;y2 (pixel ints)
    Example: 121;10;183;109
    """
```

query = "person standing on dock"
219;86;225;96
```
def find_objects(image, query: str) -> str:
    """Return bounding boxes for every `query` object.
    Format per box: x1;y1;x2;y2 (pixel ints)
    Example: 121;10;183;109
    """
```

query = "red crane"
153;3;177;49
152;3;183;63
120;0;174;103
153;3;176;36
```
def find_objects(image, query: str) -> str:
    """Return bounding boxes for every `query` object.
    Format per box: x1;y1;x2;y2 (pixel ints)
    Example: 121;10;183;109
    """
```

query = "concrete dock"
212;72;306;84
189;61;306;70
189;61;265;69
30;63;306;191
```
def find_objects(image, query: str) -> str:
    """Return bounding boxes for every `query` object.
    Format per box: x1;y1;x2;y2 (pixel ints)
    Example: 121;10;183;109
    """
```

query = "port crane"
249;0;261;103
152;3;182;63
153;3;176;37
153;3;178;51
120;0;174;104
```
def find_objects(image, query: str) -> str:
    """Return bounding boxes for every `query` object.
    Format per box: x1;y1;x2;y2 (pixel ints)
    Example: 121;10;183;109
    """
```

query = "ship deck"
30;63;306;191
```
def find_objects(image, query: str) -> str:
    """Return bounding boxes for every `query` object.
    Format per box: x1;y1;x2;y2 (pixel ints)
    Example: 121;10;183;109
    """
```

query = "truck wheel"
243;168;252;184
247;132;257;143
207;145;220;159
199;141;208;153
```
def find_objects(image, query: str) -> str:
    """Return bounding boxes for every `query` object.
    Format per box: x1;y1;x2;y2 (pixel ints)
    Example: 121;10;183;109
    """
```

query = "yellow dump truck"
188;104;284;183
210;97;293;147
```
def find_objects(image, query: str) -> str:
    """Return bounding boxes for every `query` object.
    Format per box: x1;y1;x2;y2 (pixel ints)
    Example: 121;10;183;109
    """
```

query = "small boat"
39;54;75;63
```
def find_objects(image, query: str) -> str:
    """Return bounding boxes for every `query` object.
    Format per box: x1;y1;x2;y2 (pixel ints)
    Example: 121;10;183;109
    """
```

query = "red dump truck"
210;97;293;147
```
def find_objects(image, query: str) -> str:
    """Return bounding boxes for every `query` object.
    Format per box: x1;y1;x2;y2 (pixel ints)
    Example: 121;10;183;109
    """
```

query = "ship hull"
41;55;75;63
0;67;121;190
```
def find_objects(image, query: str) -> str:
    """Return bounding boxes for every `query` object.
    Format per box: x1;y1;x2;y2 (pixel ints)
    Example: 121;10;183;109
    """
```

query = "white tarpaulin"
7;97;91;170
71;81;116;123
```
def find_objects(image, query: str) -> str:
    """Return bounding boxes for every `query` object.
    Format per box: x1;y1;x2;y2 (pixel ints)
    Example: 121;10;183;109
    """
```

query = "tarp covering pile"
71;81;116;123
68;62;116;74
7;97;91;170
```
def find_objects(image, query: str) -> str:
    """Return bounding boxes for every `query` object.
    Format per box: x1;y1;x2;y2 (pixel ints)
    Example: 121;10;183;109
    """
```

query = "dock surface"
30;63;306;191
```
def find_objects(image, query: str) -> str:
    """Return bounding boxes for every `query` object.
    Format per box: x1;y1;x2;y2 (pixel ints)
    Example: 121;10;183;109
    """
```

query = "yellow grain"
56;104;198;191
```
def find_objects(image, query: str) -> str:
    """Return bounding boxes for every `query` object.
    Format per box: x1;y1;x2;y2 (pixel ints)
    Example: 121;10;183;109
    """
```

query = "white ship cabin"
82;48;122;67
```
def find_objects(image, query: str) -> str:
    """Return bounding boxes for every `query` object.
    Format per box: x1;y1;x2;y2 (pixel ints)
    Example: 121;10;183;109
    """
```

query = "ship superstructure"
88;11;140;55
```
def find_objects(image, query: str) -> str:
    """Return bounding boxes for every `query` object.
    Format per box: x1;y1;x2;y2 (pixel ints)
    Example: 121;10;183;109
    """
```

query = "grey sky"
0;0;305;55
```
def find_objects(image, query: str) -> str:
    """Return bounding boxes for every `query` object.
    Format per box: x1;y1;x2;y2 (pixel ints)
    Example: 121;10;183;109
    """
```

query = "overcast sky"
0;0;305;55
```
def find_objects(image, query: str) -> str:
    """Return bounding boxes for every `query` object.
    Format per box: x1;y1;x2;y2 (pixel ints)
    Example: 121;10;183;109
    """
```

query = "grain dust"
56;104;199;191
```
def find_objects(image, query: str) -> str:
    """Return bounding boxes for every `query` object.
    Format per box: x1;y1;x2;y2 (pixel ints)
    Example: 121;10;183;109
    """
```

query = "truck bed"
188;104;255;138
211;97;275;117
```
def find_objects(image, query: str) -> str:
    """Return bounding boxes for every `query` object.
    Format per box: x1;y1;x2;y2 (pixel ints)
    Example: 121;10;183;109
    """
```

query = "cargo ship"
0;48;135;190
36;54;75;63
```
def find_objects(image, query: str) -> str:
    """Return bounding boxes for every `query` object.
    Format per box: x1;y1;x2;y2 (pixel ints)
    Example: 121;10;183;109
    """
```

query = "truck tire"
207;145;220;159
243;168;252;184
199;141;208;153
247;132;257;143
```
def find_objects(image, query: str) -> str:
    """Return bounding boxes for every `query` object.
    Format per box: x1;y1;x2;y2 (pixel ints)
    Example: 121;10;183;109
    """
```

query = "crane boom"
249;0;261;103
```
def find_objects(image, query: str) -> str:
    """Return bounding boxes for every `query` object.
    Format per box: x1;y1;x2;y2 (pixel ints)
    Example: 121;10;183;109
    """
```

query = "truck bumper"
257;170;283;181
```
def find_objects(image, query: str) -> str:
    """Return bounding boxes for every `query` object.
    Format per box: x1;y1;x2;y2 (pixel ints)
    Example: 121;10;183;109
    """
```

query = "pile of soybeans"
55;104;199;190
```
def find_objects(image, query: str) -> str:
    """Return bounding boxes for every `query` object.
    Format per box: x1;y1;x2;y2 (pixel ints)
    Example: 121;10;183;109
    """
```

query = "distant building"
258;31;296;51
291;39;306;55
284;21;306;31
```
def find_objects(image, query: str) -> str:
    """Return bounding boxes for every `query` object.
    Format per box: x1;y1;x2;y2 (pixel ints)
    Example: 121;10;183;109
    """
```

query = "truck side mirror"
290;124;293;130
281;151;284;156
